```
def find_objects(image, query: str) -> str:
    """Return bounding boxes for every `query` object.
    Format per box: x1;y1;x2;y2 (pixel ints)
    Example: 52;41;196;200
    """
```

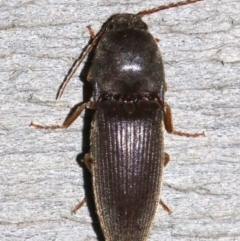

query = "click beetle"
30;0;205;240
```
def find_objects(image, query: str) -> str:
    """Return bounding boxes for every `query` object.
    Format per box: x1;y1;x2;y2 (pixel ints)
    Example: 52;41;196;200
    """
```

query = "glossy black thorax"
88;14;165;102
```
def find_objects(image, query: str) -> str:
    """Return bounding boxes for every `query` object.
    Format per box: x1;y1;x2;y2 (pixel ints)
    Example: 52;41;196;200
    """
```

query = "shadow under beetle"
30;0;205;240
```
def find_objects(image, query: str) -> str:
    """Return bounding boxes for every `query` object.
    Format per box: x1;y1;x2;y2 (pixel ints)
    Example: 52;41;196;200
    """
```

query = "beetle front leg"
30;101;94;130
164;102;205;137
87;25;95;39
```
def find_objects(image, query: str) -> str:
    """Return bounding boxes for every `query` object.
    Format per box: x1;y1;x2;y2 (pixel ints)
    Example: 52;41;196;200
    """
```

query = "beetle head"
106;14;148;32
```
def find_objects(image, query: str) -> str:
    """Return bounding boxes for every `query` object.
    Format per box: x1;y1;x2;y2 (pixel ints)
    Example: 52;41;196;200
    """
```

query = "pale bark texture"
0;0;239;240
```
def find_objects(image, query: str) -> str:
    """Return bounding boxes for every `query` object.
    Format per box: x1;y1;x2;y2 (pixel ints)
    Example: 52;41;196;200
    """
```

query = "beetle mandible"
30;0;205;240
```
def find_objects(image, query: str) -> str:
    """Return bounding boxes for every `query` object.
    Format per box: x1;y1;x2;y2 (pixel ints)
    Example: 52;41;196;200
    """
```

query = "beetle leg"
72;154;94;214
72;196;87;214
164;152;170;167
159;153;172;214
87;25;95;39
164;102;205;137
30;101;94;130
84;153;93;172
159;199;172;214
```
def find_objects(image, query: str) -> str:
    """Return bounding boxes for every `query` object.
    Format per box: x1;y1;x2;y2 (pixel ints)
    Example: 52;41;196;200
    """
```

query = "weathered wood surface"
0;0;239;240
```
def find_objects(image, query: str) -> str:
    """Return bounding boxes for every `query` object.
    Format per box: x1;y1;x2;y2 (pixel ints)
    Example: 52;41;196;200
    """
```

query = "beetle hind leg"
72;154;93;214
72;197;87;214
160;152;172;214
159;199;172;215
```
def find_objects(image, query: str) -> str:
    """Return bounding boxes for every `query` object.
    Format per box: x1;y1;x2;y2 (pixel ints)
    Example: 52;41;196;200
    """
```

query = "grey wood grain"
0;0;239;240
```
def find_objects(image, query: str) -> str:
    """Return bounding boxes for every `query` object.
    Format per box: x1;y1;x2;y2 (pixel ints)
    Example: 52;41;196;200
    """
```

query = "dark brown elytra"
30;0;205;240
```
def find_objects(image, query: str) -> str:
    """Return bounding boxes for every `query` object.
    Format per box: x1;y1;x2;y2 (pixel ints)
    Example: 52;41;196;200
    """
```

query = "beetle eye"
140;22;148;30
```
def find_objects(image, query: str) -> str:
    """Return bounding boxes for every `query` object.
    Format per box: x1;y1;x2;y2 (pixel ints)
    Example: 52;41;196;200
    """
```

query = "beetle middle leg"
30;101;94;129
164;102;205;137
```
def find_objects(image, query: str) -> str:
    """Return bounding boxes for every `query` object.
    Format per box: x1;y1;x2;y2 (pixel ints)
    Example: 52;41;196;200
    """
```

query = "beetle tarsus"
29;121;66;130
164;102;205;137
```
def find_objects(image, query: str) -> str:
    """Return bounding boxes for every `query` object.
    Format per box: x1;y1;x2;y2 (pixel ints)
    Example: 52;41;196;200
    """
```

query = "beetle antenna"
56;27;106;99
138;0;203;17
